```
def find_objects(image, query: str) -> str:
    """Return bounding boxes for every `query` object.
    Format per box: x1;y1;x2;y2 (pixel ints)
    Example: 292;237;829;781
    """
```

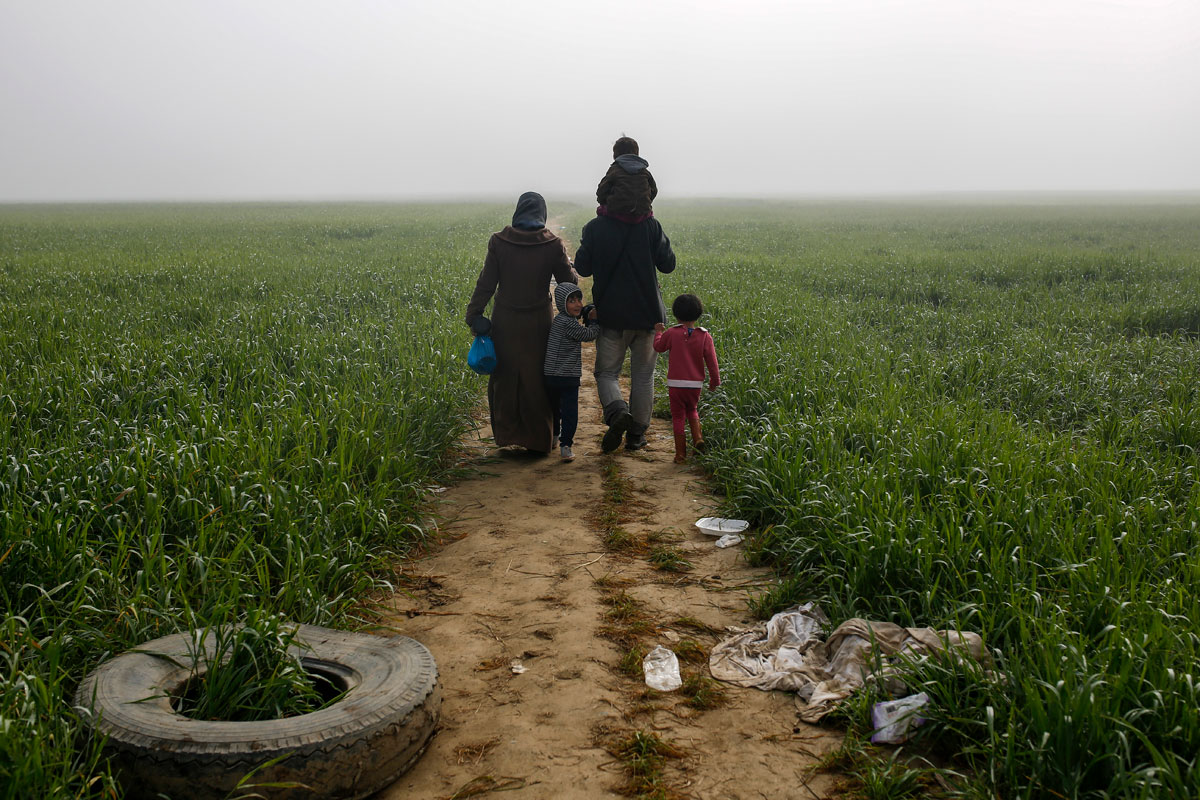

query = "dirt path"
373;341;843;798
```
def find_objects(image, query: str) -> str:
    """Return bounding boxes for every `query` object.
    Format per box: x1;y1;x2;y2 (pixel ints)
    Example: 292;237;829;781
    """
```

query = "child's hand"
654;323;666;333
708;381;720;391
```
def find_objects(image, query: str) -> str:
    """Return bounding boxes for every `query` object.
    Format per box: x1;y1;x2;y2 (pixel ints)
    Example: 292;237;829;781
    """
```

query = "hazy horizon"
3;0;1198;203
7;190;1200;209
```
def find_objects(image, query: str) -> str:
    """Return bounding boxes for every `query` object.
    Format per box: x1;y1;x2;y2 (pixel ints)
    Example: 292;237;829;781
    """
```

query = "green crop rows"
3;200;1199;798
0;203;492;798
646;200;1200;799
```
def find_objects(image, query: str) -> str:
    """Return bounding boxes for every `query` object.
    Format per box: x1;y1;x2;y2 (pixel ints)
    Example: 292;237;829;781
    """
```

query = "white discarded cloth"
871;692;930;744
709;604;986;722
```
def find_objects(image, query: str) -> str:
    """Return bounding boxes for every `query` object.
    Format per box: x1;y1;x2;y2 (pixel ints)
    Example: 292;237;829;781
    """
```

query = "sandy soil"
373;337;845;799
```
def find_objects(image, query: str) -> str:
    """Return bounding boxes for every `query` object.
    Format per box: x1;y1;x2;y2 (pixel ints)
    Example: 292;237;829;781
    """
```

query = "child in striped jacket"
544;282;601;461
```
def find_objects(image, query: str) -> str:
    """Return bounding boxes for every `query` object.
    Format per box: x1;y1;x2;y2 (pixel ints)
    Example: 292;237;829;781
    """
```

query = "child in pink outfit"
653;293;720;464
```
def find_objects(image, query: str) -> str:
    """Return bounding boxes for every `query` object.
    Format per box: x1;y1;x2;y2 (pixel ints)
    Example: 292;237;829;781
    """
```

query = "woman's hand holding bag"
468;333;497;375
467;315;496;374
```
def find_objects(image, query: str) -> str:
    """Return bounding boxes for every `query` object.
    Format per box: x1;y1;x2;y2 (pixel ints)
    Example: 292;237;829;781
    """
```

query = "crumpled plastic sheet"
871;692;929;744
708;603;986;722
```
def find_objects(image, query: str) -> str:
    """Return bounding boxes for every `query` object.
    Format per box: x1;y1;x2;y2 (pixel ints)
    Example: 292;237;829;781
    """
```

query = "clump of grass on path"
647;545;692;572
679;671;726;710
607;730;687;799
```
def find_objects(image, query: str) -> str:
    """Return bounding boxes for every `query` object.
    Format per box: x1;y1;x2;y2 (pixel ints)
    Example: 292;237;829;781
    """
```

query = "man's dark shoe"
625;432;648;450
601;412;632;453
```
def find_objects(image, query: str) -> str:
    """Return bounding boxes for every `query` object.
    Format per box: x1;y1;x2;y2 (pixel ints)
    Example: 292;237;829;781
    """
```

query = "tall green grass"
0;203;499;798
630;200;1200;798
5;200;1198;798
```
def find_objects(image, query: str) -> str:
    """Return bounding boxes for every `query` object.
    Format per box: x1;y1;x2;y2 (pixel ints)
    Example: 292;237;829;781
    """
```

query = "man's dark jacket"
574;216;676;331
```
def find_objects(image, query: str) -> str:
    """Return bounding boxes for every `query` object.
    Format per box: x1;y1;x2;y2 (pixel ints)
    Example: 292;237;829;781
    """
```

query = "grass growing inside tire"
0;203;492;799
174;612;344;722
76;624;441;800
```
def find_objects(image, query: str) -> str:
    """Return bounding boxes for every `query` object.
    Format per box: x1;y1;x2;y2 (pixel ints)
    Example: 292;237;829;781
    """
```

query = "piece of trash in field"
715;533;744;548
694;517;749;536
428;486;447;493
643;645;682;691
870;692;930;744
510;661;527;675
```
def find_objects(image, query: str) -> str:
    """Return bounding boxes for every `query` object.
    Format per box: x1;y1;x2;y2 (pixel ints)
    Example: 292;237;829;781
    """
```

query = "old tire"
74;624;440;800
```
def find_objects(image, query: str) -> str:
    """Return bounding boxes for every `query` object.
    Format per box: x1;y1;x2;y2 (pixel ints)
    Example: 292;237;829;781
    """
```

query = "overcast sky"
2;0;1198;202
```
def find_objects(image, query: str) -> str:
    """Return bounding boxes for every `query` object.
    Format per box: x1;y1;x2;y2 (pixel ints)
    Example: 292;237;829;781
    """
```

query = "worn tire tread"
75;625;439;800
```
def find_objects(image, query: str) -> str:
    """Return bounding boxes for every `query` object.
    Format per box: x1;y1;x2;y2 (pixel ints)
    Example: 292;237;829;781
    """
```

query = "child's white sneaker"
560;446;575;462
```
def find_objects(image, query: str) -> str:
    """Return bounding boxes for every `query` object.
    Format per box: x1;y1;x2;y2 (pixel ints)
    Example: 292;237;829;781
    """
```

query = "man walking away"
573;204;676;452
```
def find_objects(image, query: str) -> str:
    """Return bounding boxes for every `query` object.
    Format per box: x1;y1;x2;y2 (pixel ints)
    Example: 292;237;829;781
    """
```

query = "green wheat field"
2;200;1198;798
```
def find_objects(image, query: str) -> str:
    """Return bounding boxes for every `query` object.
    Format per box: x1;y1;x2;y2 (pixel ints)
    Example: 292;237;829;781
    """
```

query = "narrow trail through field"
375;361;842;799
376;227;841;799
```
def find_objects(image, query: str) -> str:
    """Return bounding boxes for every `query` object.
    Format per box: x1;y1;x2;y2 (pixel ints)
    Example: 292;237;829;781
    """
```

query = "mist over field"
2;0;1199;202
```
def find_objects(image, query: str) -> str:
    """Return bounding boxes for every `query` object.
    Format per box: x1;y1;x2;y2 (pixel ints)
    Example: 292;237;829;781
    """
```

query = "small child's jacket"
653;324;720;390
544;282;601;378
596;154;658;217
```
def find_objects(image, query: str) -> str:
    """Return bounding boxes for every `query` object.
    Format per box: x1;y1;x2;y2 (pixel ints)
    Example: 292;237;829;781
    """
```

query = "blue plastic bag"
467;335;497;375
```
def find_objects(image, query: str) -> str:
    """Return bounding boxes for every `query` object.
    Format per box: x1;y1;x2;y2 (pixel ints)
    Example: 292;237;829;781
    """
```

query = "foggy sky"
2;0;1198;202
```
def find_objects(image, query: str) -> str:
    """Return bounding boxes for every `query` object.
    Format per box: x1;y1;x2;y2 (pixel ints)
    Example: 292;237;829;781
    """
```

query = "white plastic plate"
694;517;750;536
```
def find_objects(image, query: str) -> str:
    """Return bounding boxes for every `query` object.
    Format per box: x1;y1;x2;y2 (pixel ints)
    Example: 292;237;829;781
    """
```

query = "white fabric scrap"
709;604;986;722
871;692;930;744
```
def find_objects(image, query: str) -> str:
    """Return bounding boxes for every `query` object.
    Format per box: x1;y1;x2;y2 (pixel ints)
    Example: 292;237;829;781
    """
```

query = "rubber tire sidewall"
75;624;440;800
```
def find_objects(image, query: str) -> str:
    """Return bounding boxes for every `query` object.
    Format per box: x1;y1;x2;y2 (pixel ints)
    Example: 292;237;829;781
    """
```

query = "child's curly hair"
672;294;703;322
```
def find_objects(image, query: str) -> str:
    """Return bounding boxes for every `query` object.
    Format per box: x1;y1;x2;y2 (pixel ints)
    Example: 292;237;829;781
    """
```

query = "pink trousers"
668;387;702;436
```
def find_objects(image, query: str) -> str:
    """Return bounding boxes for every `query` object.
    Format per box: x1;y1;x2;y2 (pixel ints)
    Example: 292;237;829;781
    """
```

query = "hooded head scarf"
511;191;547;230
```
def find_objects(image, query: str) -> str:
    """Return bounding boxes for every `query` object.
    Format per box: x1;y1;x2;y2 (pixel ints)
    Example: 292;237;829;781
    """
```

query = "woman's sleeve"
553;239;578;285
465;238;499;326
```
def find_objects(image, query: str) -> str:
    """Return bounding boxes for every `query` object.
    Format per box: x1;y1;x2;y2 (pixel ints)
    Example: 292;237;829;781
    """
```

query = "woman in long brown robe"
465;192;577;453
